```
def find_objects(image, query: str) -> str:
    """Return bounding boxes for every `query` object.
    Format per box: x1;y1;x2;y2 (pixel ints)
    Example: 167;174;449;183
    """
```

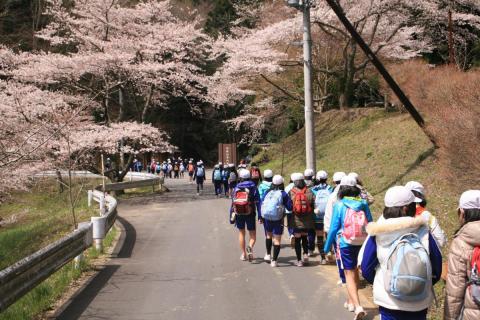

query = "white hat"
340;175;357;187
291;173;304;182
264;169;273;179
196;161;201;165
214;164;219;168
273;175;284;185
405;181;425;195
333;171;346;183
385;186;422;208
348;172;359;180
459;190;480;209
229;163;235;168
316;170;328;180
239;169;251;179
304;168;315;177
219;162;223;165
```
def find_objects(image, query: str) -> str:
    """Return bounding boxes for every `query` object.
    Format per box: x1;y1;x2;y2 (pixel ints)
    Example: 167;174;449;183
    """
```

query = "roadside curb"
45;219;126;319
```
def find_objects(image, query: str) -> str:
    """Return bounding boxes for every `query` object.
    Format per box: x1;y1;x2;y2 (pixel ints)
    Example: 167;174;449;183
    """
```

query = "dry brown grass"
385;60;480;189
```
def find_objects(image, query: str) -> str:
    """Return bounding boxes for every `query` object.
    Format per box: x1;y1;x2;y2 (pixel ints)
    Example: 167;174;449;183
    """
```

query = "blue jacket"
258;181;273;202
324;197;373;252
231;180;261;219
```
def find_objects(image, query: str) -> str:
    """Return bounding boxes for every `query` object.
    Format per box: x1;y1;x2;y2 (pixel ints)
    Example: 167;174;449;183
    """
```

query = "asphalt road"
57;176;376;320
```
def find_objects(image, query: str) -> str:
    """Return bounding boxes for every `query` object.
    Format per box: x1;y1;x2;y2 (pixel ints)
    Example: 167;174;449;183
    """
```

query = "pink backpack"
342;208;368;245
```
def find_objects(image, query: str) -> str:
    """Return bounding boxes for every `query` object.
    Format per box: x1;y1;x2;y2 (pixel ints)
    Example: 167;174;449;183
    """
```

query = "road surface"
56;177;376;320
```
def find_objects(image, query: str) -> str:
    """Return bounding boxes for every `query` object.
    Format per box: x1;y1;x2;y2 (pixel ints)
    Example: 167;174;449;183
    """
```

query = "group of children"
227;166;480;320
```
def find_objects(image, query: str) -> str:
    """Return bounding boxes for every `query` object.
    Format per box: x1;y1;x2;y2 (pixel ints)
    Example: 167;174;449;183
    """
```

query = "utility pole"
286;0;316;172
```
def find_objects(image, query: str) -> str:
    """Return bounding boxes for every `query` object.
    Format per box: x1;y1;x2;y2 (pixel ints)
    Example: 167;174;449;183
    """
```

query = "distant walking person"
187;160;195;183
230;169;261;262
227;164;238;197
194;161;206;196
212;164;223;197
221;165;230;198
444;190;480;320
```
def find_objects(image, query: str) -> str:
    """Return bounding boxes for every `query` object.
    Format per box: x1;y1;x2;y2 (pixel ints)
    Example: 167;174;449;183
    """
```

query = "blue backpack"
196;167;205;177
314;187;331;220
383;232;432;302
261;190;285;221
213;169;222;181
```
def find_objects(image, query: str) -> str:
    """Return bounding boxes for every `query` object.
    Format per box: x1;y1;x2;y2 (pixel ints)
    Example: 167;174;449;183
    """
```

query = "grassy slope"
0;178;114;319
255;109;461;319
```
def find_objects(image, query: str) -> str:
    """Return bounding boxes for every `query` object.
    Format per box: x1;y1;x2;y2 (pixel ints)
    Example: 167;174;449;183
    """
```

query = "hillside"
255;108;463;319
255;108;460;237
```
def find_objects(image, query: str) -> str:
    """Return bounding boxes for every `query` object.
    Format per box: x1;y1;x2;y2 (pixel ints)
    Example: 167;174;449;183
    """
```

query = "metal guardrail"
0;171;160;313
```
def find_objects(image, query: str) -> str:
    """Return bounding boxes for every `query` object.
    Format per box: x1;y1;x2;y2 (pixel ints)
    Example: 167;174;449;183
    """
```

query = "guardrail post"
99;195;106;215
91;217;106;253
87;190;93;207
74;222;91;269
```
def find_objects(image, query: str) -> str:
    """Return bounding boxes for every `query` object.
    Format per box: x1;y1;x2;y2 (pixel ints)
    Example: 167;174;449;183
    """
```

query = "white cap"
264;169;273;178
291;173;304;182
333;171;346;183
214;164;219;168
348;172;359;181
304;168;315;177
273;175;284;185
229;163;234;168
384;186;422;208
340;175;357;187
405;181;425;195
239;169;251;179
219;162;223;165
459;190;480;209
196;161;201;165
316;170;328;180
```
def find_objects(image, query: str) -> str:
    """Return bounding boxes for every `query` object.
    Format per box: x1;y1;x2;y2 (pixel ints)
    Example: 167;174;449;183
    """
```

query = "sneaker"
240;254;247;261
343;302;355;312
264;254;271;262
270;260;278;268
246;246;253;262
303;254;309;263
196;192;200;196
354;306;366;320
296;260;304;267
320;258;327;265
290;235;295;249
308;250;315;257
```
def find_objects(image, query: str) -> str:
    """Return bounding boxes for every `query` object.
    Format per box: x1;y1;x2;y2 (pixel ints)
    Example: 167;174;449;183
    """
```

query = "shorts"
189;172;194;176
340;245;362;270
314;222;324;231
235;214;256;231
379;307;427;320
229;182;237;189
293;228;309;234
264;219;284;236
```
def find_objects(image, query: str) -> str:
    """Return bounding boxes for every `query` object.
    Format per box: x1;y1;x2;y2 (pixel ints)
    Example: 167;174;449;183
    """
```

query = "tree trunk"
55;169;64;194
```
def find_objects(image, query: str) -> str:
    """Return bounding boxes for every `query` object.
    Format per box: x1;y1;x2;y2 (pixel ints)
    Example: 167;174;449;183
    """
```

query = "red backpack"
291;188;311;215
233;188;253;215
468;247;480;306
251;168;260;180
